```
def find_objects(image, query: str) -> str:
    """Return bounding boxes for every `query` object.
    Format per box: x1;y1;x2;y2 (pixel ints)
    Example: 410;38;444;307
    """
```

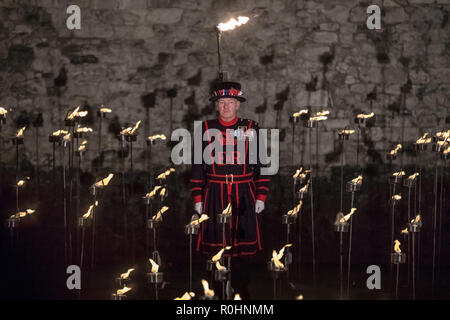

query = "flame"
157;168;175;180
78;140;87;152
100;107;112;113
436;130;450;140
215;261;227;271
394;240;401;253
201;279;215;297
120;120;141;135
94;173;114;188
340;208;357;223
120;268;135;279
212;246;232;262
351;175;363;185
411;214;421;224
82;201;98;219
389;144;402;155
272;244;293;269
76;127;93;133
63;133;71;142
0;107;8;115
66;107;80;120
116;286;131;295
188;214;209;226
130;120;141;134
444;146;450;155
174;292;195;300
401;228;408;235
393;171;405;177
293;168;302;179
159;188;166;197
287;201;303;217
148;134;167;142
316;110;330;116
144;186;162;199
296;294;304;300
299;180;310;193
11;209;35;219
310;115;327;121
217;16;249;31
222;202;232;216
339;128;355;135
16;126;26;138
356;112;374;119
416;133;431;144
17;179;27;187
234;293;242;300
52;129;68;136
152;206;169;222
392;194;402;201
149;258;160;273
293;109;308;118
76;110;88;118
407;173;419;181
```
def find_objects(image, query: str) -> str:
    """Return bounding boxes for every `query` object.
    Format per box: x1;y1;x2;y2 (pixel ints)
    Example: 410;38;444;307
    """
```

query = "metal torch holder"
115;277;131;288
408;222;422;233
298;189;308;200
111;293;127;300
386;153;397;161
267;261;288;277
48;135;61;143
217;214;231;224
147;272;163;284
282;214;297;225
334;221;349;233
0;114;6;125
78;217;92;228
355;117;367;128
432;143;445;153
414;143;427;152
389;175;403;185
206;259;215;271
304;119;317;128
389;198;401;207
125;134;137;142
338;132;350;141
147;218;161;230
441;152;449;160
391;252;406;264
403;178;417;189
64;119;76;127
7;217;20;228
346;181;361;192
73;132;83;139
184;224;199;235
12;137;24;145
214;269;231;282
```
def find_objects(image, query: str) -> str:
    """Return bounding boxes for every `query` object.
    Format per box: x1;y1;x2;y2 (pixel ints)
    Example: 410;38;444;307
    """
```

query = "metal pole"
309;127;316;287
347;191;355;298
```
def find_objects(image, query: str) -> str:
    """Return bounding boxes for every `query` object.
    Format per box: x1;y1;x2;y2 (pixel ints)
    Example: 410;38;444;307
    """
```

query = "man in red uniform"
190;81;270;299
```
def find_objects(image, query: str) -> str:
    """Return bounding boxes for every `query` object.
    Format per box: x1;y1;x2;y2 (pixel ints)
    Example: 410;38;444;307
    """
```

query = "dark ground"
1;158;449;300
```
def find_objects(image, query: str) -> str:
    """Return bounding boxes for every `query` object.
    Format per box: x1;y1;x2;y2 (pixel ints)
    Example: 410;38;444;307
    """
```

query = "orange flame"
351;175;363;185
148;134;167;142
394;240;401;253
66;107;80;120
340;208;357;223
217;16;249;31
0;107;8;115
215;261;227;271
116;286;131;295
416;133;431;144
287;201;303;217
187;214;209;227
339;128;355;135
174;292;195;300
120;268;135;279
94;173;114;188
82;201;98;219
234;293;242;300
293;109;308;118
393;171;405;177
152;206;169;222
149;258;159;273
16;126;26;138
389;144;402;155
201;279;215;297
357;112;374;119
144;186;162;199
392;194;402;201
272;244;292;269
100;107;112;113
222;202;232;216
212;246;232;262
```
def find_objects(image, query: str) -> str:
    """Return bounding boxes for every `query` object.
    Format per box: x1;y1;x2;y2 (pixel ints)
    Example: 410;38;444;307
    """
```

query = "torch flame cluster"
292;109;308;118
287;201;303;217
148;134;167;142
212;246;232;263
10;209;35;219
416;133;432;145
407;173;419;181
271;244;292;269
339;128;355;135
144;185;162;199
117;286;131;295
222;202;232;216
186;214;209;227
174;292;195;300
120;120;141;135
66;107;88;120
356;112;374;119
389;144;402;155
16;126;26;138
310;110;330;122
392;194;402;201
152;206;169;222
339;208;357;223
78;140;88;152
351;175;363;185
157;168;175;180
201;279;215;297
293;167;309;181
82;201;98;219
217;16;249;31
76;126;93;133
52;129;69;137
0;107;7;116
120;268;135;280
299;179;310;193
392;171;405;177
99;106;112;113
149;258;160;273
394;240;402;253
94;173;114;188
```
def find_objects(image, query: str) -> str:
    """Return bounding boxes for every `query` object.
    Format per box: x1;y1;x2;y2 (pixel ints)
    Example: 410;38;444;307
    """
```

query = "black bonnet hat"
210;81;246;102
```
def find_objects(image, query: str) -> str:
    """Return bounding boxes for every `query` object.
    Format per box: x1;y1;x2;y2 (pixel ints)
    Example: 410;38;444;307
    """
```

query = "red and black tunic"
190;117;270;257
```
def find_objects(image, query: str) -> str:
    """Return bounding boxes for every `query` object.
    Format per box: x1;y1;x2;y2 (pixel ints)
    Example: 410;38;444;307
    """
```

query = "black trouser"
230;256;252;299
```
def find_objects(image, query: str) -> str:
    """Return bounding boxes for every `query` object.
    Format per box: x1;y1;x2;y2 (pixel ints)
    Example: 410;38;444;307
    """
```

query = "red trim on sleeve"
256;194;267;202
254;179;270;182
193;195;202;203
190;179;204;183
191;187;202;191
256;186;269;191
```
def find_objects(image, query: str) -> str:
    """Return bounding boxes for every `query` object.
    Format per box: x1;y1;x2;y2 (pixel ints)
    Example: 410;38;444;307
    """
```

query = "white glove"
255;200;265;214
194;202;202;214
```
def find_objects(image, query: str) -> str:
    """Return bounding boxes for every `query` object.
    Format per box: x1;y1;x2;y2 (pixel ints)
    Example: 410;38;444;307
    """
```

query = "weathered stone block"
147;8;183;24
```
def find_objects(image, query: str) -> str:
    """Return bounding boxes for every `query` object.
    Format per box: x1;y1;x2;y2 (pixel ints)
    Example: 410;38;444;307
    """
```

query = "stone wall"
0;0;449;174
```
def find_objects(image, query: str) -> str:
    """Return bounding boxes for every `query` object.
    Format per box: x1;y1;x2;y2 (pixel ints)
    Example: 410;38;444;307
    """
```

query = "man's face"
216;98;240;121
